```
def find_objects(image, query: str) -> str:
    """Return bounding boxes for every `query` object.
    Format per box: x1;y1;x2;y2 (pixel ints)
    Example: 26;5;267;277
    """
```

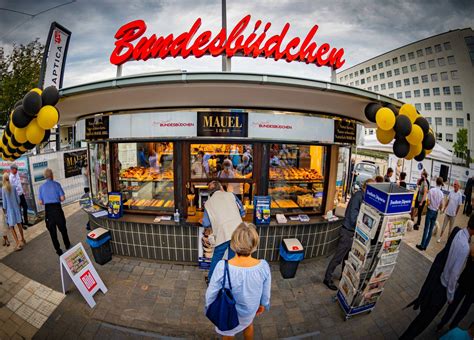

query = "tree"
0;39;44;125
453;128;470;166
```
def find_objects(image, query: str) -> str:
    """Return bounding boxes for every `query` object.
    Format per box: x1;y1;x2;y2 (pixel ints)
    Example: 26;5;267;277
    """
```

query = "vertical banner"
39;22;72;89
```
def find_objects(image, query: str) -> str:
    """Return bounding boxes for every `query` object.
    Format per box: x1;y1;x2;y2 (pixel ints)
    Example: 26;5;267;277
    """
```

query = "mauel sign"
110;15;345;69
197;112;248;137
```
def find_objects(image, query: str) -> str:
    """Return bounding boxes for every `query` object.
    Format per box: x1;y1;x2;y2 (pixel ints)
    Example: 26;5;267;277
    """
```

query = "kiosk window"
89;143;109;206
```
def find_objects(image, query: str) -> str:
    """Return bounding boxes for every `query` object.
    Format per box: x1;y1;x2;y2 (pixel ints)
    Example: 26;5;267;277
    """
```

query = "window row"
435;132;454;143
367;85;462;97
422;116;464;127
341;41;453;81
354;69;459;86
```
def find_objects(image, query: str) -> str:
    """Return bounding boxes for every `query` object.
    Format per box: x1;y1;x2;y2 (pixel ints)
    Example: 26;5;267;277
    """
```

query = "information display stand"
336;183;413;320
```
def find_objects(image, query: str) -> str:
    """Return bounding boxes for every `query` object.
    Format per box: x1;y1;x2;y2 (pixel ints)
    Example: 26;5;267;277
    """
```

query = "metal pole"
221;0;231;71
116;65;123;78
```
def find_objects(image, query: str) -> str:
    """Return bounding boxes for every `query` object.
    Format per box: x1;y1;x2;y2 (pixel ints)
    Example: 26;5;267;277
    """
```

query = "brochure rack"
336;183;413;320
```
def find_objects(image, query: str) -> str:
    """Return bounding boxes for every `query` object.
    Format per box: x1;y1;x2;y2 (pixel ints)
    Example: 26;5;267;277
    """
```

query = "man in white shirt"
438;180;463;243
417;177;444;251
9;164;29;229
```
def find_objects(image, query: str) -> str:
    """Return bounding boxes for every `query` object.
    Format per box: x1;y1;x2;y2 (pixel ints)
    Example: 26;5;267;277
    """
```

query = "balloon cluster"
1;86;59;161
365;103;436;161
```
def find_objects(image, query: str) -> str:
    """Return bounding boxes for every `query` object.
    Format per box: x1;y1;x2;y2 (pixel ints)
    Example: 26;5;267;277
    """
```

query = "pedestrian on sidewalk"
323;178;375;290
1;209;10;247
202;181;245;280
463;176;473;215
438;180;463;243
412;170;429;230
2;173;25;251
205;222;271;339
384;167;393;182
401;215;474;340
9;164;29;229
417;177;444;251
437;244;474;331
38;168;71;256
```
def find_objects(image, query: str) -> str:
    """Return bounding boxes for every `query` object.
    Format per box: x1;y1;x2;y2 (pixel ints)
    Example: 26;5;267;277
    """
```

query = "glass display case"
89;143;109;206
268;144;326;213
188;143;254;214
117;142;174;212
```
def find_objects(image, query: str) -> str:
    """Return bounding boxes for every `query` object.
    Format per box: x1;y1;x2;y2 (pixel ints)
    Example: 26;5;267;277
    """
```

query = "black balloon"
14;99;23;108
365;103;381;123
393;137;410;158
42;86;59;106
422;133;436;150
415;117;430;135
2;134;8;145
10;135;21;147
4;124;12;137
22;91;42;117
23;141;36;150
12;106;33;128
415;149;426;161
394;115;412;136
6;144;16;154
385;103;399;116
41;129;51;143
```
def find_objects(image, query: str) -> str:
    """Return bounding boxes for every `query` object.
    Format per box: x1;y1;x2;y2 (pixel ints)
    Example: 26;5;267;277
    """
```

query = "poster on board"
64;150;87;178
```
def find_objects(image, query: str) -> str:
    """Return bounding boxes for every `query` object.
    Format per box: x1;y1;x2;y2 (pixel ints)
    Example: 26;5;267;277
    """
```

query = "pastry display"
269;167;323;181
274;199;299;209
297;194;320;207
124;199;174;208
269;185;312;196
120;167;173;181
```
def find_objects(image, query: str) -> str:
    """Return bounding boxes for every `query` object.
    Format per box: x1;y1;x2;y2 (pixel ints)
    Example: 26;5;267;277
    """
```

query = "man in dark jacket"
323;178;374;290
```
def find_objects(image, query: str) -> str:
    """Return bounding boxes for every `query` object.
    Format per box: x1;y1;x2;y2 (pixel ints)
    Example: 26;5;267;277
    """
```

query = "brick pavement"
1;206;473;339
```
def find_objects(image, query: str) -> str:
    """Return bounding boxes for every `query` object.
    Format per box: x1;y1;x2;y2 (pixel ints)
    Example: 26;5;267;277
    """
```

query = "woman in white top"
205;222;271;339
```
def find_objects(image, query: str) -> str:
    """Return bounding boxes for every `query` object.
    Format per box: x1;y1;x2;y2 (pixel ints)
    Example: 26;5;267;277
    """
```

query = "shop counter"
88;213;343;263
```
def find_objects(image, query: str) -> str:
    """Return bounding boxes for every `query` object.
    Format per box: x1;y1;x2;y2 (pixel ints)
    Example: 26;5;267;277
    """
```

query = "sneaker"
22;225;28;230
323;279;338;291
56;249;63;256
416;244;425;251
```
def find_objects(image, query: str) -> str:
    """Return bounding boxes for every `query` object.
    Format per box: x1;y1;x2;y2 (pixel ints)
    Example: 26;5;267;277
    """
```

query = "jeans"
208;241;235;279
421;209;438;249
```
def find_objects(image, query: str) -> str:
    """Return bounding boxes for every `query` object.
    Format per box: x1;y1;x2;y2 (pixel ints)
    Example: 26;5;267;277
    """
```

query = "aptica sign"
110;14;345;69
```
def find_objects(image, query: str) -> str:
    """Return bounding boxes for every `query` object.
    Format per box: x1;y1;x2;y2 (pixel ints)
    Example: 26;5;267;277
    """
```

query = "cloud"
0;0;472;87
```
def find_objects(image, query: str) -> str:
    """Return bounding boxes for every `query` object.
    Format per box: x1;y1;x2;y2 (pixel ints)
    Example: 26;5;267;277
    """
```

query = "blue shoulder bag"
206;260;239;331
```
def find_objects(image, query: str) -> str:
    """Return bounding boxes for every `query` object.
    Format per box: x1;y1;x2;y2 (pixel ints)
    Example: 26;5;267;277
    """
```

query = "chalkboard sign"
85;116;109;140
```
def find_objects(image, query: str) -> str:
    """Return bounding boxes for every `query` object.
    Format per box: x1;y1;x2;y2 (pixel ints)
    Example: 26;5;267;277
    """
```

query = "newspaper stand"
335;183;413;320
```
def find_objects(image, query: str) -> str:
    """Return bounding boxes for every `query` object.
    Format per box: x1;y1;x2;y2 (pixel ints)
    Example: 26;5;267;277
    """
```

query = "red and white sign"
248;112;334;143
109;111;197;138
80;270;97;292
110;15;345;70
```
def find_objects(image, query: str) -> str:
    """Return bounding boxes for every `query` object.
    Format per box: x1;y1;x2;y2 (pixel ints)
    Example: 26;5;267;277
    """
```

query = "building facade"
336;28;474;157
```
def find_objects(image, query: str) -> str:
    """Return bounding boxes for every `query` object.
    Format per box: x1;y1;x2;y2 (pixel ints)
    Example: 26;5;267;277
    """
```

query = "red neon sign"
110;15;345;69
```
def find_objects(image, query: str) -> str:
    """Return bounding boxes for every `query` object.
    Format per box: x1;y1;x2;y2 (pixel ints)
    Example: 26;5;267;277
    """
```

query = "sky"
0;0;473;88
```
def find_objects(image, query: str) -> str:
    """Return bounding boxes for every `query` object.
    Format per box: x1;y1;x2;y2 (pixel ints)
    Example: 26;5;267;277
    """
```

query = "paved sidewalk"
1;207;473;339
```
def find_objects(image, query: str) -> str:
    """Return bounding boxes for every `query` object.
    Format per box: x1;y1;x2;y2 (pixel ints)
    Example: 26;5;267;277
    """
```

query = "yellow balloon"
426;148;433;155
376;128;395;144
37;105;59;130
406;124;424;145
30;88;42;95
375;108;396;130
26;119;45;145
14;127;28;144
400;103;419;123
18;145;27;152
9;120;16;134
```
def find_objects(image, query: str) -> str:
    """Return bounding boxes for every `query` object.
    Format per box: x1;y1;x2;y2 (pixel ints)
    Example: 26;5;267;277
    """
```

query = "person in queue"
323;178;375;290
401;214;474;339
412;170;429;230
384;167;393;182
205;222;271;339
417;177;444;251
2;173;25;251
399;172;407;188
9;164;30;228
202;181;245;280
437;244;474;332
438;180;463;243
375;175;384;183
38;169;71;256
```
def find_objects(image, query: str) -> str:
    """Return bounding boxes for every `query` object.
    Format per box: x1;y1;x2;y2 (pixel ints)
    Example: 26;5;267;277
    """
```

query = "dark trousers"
400;279;447;340
45;204;71;254
415;201;426;226
439;288;473;330
19;194;28;225
324;227;354;282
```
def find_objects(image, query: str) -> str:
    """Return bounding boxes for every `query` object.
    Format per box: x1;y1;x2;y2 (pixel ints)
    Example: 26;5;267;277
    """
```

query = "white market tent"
359;134;453;163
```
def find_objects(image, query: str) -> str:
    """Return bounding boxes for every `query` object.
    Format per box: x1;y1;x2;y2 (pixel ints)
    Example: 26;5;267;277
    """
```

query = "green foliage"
453;128;471;166
0;39;44;125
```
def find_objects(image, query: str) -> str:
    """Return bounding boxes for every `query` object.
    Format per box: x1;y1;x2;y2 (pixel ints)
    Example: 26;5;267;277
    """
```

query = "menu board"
334;119;357;145
85;116;109;140
254;196;271;225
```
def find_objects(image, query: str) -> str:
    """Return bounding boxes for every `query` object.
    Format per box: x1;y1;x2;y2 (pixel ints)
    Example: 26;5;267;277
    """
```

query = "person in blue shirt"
440;322;473;340
39;169;71;256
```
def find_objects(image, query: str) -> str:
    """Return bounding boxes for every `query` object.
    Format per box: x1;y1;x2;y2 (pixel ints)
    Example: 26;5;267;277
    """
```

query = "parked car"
352;161;380;188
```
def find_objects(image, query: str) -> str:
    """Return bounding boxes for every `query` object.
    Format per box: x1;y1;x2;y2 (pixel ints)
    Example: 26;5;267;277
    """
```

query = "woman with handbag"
205;222;271;339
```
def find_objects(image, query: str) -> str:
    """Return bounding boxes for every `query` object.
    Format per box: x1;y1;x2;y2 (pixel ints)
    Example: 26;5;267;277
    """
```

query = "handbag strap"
223;260;232;290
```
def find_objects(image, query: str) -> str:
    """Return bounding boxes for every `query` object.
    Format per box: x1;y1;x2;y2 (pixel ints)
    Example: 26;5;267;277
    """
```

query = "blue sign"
254;196;271;225
364;184;413;214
